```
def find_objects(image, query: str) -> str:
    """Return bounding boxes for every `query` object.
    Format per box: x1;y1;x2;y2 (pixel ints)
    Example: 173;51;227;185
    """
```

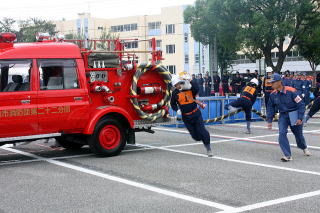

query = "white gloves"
176;109;181;116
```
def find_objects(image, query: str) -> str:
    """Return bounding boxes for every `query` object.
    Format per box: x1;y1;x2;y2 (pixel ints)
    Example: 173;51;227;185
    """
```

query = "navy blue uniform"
221;74;230;94
229;83;258;121
293;79;304;97
170;81;210;148
282;77;294;87
267;86;307;157
212;75;220;95
302;79;311;105
263;77;273;108
197;77;205;97
231;76;242;94
307;97;320;118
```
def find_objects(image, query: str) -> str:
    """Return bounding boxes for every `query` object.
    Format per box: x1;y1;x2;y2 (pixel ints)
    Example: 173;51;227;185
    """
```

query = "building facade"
54;6;211;76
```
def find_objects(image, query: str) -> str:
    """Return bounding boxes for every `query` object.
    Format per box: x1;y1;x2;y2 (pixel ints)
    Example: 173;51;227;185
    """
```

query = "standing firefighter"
267;73;310;162
170;75;213;157
304;96;320;123
225;78;259;134
263;67;274;108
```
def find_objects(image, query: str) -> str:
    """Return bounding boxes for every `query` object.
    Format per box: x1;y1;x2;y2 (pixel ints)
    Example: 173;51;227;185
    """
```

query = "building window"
166;24;175;34
98;26;104;30
148;40;162;48
195;54;200;64
166;65;176;74
185;55;189;64
110;23;138;32
125;41;138;49
166;45;175;54
148;22;161;30
184;33;188;43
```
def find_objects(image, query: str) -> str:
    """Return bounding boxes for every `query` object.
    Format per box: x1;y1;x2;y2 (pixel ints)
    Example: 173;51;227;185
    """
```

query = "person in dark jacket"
204;72;212;96
221;72;230;96
212;72;220;96
170;75;213;157
263;67;274;108
226;78;259;134
304;96;320;123
231;72;242;95
197;73;205;97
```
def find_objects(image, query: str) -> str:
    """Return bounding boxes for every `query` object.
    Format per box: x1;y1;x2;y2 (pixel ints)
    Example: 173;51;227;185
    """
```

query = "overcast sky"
0;0;196;21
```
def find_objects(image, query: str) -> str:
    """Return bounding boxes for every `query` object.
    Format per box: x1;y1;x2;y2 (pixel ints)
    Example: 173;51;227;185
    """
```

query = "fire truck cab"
0;32;172;156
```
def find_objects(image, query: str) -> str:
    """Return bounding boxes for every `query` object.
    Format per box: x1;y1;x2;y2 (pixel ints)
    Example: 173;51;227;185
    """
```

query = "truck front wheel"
88;118;126;157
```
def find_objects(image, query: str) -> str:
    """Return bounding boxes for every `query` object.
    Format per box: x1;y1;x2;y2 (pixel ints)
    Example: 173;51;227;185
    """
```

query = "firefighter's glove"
200;103;206;109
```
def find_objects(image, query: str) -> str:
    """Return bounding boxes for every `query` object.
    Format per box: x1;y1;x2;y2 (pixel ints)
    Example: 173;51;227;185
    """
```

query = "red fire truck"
0;32;172;156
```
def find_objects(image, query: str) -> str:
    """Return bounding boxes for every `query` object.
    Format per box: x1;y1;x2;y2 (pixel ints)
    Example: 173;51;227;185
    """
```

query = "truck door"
37;59;89;134
0;59;38;138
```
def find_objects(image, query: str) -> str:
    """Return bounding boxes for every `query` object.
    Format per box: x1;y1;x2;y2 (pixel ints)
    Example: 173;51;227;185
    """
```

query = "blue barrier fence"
168;96;263;127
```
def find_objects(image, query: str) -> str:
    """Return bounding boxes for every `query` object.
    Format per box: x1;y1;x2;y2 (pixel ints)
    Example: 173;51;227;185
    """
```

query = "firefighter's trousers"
278;113;307;157
230;98;252;121
182;109;210;146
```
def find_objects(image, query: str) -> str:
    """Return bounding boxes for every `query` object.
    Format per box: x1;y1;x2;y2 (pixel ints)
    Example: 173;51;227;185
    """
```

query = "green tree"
297;27;320;75
233;0;320;73
17;18;57;42
184;0;240;74
0;18;16;33
185;0;320;73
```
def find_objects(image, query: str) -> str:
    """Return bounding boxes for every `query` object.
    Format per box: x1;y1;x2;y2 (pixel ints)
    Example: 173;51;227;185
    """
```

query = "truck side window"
0;60;32;92
38;59;79;90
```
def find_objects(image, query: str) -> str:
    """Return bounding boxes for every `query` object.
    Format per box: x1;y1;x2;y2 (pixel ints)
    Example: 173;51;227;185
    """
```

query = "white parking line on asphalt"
215;189;320;213
224;123;320;135
1;147;236;211
137;144;320;176
0;147;152;166
153;127;320;150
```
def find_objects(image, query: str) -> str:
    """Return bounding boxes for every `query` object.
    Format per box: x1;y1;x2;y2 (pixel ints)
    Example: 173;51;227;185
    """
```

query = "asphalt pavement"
0;119;320;213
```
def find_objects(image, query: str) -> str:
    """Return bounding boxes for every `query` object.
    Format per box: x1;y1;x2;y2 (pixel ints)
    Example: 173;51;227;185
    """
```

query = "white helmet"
266;67;273;73
182;74;192;81
171;75;182;86
250;78;259;86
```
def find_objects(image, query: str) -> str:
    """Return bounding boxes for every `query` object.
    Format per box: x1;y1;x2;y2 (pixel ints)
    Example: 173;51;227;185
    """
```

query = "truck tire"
88;118;126;157
55;137;84;150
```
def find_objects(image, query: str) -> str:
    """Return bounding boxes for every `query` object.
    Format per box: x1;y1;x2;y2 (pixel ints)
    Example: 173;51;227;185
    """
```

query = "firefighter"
204;72;213;96
244;69;252;85
301;73;311;105
263;67;273;108
267;73;310;162
282;70;292;86
231;72;242;95
293;72;304;98
197;73;205;97
170;75;213;157
225;78;259;134
221;72;230;96
304;96;320;123
212;72;220;96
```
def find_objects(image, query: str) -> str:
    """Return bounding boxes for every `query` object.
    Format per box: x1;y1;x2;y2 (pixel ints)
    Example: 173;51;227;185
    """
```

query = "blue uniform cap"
269;73;282;83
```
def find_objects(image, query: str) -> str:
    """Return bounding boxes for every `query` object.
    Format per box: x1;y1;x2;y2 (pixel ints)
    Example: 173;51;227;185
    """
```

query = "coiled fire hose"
130;63;172;121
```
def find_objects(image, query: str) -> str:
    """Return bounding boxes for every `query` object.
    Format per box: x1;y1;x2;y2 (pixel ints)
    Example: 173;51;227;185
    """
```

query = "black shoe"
281;156;292;162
